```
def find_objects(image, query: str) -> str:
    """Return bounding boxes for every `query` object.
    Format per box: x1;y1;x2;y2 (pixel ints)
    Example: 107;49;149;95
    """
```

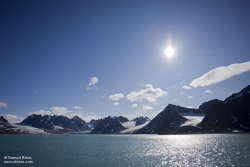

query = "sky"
1;0;250;122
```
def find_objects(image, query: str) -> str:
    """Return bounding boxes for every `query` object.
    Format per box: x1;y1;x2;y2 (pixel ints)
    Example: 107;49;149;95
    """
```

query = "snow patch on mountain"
12;123;47;134
180;116;204;127
120;121;149;134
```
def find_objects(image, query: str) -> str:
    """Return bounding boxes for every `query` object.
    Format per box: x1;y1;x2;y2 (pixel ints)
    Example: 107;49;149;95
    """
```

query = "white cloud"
1;114;24;123
29;107;72;116
87;77;99;90
81;115;101;122
0;102;8;108
142;105;154;110
187;96;194;99
182;85;192;90
205;89;213;93
102;96;105;99
28;107;101;122
146;97;157;103
187;106;194;108
172;99;177;102
72;106;82;109
127;84;167;103
180;92;184;96
28;110;47;115
113;102;119;106
132;104;138;107
190;61;250;88
109;93;124;101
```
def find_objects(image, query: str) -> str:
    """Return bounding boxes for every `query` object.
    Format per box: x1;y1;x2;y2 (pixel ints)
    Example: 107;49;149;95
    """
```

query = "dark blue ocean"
1;134;250;166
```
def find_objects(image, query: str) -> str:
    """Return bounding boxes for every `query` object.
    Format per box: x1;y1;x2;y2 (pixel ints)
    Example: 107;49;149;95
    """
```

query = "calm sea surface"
1;134;250;167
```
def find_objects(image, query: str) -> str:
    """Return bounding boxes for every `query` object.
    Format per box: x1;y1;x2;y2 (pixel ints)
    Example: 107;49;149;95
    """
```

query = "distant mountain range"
1;85;250;134
20;115;91;133
0;116;29;134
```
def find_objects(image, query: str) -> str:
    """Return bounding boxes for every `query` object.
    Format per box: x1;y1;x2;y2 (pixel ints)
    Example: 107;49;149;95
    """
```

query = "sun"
165;46;175;58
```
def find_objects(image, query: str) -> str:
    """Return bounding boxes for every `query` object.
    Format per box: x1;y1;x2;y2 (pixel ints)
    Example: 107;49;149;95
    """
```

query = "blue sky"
1;0;250;122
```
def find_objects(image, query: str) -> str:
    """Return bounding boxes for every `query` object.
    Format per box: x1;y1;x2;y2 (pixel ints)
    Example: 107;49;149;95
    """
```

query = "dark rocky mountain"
117;116;129;123
21;114;91;133
198;99;221;114
0;116;29;134
133;105;188;134
87;119;100;129
169;99;221;115
132;116;150;126
198;85;250;132
70;116;92;131
90;116;127;134
0;116;8;123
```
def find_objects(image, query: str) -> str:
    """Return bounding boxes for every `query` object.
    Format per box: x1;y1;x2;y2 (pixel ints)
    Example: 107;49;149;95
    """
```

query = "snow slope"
12;123;48;134
120;121;149;134
180;116;204;127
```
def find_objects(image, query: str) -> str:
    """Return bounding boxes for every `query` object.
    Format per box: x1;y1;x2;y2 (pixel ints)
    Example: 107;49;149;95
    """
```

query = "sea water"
1;134;250;167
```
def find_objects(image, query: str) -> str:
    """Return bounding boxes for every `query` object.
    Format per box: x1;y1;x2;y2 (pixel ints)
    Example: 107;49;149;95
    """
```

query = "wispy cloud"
132;104;138;107
109;93;124;101
205;89;213;93
190;61;250;88
87;77;99;90
182;85;192;90
187;96;194;99
0;102;8;108
170;84;177;89
142;105;154;110
180;82;185;85
0;114;24;123
127;84;167;103
113;102;119;106
72;106;82;109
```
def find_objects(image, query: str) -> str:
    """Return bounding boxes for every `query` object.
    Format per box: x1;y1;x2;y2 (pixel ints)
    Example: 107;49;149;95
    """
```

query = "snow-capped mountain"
87;119;100;129
70;116;92;131
117;116;129;123
88;116;128;130
198;85;250;132
133;105;188;134
21;114;91;133
131;116;150;126
90;116;127;134
0;116;29;134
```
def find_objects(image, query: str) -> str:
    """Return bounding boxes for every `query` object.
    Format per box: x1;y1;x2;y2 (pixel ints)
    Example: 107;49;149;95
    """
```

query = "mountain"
0;116;29;134
117;116;129;123
198;85;250;132
198;99;221;114
132;116;150;126
133;105;188;134
87;119;100;129
21;114;91;133
90;116;127;134
70;116;92;131
169;99;221;116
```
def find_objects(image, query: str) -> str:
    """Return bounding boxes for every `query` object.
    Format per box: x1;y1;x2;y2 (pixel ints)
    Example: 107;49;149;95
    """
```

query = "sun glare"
165;46;175;58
